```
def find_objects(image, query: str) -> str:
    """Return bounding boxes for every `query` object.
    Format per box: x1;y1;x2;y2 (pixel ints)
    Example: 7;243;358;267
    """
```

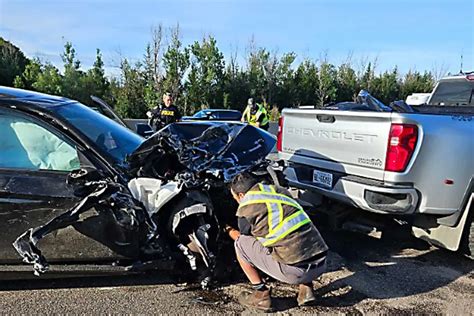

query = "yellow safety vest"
238;184;311;246
245;104;270;127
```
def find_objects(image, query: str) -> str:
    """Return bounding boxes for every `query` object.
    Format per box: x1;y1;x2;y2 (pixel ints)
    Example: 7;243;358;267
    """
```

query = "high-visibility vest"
238;184;311;247
245;104;270;127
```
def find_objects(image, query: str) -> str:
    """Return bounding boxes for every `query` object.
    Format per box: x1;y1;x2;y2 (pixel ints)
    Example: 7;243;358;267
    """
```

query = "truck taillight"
277;117;284;152
385;124;418;172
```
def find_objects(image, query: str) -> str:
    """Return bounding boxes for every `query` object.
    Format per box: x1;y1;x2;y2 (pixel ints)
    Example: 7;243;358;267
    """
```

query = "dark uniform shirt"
150;105;182;131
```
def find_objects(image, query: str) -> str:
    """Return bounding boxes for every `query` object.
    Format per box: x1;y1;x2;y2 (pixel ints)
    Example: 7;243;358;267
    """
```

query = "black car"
182;109;242;121
0;86;275;279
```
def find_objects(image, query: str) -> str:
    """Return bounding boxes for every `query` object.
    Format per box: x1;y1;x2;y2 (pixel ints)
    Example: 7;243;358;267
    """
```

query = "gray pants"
235;235;326;285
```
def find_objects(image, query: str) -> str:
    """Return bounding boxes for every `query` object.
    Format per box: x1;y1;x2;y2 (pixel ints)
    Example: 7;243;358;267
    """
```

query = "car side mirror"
67;167;106;196
77;150;96;169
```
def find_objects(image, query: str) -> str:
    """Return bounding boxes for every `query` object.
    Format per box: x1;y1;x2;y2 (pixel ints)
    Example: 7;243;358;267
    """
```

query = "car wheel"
460;197;474;259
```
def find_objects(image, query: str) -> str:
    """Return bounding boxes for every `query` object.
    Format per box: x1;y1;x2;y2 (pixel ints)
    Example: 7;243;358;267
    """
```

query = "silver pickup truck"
277;73;474;257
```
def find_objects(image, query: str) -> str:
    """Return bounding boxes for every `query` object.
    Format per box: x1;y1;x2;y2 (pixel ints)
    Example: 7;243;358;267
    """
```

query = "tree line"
1;26;436;119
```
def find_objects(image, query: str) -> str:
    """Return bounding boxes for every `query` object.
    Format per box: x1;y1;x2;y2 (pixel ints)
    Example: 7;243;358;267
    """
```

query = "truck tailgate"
279;109;393;180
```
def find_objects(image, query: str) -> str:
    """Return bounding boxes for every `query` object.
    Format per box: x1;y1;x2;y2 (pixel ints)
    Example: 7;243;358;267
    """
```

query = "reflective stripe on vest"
246;109;259;126
258;108;270;126
245;105;269;126
258;184;281;232
245;107;253;123
238;184;310;246
258;210;310;246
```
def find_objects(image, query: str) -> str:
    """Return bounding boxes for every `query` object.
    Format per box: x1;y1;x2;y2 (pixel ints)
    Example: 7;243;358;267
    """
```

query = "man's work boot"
238;288;273;312
297;283;316;306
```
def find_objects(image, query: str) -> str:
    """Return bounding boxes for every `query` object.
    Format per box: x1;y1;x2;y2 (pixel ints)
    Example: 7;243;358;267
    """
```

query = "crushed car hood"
127;121;276;184
13;121;276;279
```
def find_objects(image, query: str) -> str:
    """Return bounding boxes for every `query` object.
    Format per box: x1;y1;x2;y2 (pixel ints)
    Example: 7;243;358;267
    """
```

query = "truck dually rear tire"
460;203;474;259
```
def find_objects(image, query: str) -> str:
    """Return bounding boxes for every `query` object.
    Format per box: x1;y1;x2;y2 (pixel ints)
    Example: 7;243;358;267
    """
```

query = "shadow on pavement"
0;272;178;292
311;226;474;308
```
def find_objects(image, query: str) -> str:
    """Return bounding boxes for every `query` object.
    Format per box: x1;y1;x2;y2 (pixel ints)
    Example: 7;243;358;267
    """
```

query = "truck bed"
278;108;474;216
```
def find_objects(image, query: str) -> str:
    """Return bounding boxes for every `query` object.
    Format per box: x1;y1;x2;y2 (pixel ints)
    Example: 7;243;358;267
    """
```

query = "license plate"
313;170;333;188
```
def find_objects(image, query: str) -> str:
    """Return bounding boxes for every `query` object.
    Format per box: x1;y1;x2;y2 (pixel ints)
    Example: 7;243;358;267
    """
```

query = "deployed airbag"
0;115;80;171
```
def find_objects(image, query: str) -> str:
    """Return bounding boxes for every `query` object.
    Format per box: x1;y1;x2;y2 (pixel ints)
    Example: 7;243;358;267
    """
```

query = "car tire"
460;198;474;259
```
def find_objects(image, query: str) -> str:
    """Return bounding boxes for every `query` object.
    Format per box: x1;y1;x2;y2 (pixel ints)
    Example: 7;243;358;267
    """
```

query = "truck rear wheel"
460;199;474;259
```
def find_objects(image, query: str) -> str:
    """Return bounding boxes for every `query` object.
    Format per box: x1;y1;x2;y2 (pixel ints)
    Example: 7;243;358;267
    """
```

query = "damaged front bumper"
12;122;275;284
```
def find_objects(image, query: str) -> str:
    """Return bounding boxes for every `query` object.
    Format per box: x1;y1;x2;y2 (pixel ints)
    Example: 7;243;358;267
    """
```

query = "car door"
211;111;219;120
0;107;131;263
218;111;241;121
90;95;129;128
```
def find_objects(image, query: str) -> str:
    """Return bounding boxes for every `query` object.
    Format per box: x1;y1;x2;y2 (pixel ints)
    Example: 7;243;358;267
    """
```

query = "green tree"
162;25;190;112
143;43;161;110
336;62;359;102
246;46;272;103
1;35;443;119
223;51;250;111
14;58;42;89
293;59;319;106
90;49;109;97
400;70;435;99
371;68;401;104
81;49;110;103
0;37;29;86
113;59;147;118
316;60;338;107
185;36;225;113
32;63;63;95
61;42;85;102
274;52;296;108
360;61;376;91
143;25;164;110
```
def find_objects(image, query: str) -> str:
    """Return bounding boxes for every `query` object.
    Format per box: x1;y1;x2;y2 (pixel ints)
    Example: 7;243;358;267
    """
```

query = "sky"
0;0;473;77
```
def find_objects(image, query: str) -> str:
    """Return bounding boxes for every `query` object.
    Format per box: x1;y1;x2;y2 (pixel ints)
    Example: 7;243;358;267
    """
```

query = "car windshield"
52;102;144;164
428;79;474;106
193;110;208;118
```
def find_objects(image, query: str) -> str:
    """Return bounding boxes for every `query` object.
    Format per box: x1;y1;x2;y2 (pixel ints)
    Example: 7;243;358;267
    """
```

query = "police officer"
147;92;182;131
225;172;328;312
241;98;270;131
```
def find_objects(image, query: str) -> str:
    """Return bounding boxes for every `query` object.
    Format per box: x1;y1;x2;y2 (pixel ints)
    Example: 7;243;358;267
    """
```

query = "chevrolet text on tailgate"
278;73;474;258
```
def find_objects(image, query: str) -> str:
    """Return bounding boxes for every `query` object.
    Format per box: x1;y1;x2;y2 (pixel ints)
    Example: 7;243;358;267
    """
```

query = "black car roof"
199;109;241;113
0;86;73;107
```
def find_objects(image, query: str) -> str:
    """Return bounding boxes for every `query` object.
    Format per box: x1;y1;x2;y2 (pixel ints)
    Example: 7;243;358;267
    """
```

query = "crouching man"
225;172;328;312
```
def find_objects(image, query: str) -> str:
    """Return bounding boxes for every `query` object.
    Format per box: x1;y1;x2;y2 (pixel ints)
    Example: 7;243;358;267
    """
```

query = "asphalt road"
1;224;473;314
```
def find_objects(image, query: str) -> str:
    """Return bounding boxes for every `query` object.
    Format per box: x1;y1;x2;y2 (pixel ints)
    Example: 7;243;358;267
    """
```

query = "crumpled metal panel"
356;90;392;112
127;122;276;184
13;168;159;275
